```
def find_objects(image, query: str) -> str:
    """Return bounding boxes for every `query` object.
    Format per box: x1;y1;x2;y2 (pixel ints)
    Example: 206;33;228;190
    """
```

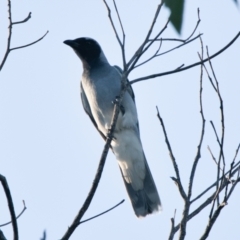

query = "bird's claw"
107;128;116;140
112;96;120;105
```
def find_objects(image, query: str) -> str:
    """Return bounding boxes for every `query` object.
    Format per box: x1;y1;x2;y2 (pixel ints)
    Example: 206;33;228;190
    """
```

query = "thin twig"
225;169;240;201
179;36;206;240
12;12;31;25
209;121;221;149
127;2;165;71
199;203;226;240
188;36;205;201
130;32;240;84
207;45;226;175
0;174;18;240
150;37;187;42
10;31;49;51
156;34;203;58
103;0;126;67
168;209;176;240
185;8;201;42
223;162;234;198
207;146;223;171
173;172;235;234
102;0;121;44
206;46;225;209
152;8;200;44
191;159;240;203
197;57;217;92
40;231;46;240
232;143;240;163
134;39;162;68
79;200;125;225
156;107;187;201
0;200;27;227
0;1;48;72
129;18;169;72
152;9;201;59
112;0;126;68
0;0;12;71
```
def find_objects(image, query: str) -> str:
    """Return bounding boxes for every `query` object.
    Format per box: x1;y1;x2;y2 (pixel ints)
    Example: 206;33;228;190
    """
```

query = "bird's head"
63;37;105;69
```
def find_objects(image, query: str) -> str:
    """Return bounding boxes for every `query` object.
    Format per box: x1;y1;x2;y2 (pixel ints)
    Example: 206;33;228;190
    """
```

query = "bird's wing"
114;65;135;103
80;82;106;141
114;65;140;132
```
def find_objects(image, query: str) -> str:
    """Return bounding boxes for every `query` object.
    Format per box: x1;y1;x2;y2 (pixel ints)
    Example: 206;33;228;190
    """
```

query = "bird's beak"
63;40;76;48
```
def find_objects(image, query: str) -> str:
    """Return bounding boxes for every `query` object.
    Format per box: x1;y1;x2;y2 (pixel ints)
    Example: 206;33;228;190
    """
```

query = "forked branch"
0;0;48;72
131;32;240;84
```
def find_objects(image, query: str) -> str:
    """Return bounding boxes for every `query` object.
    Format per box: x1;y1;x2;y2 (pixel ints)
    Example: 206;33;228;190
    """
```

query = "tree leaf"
164;0;184;34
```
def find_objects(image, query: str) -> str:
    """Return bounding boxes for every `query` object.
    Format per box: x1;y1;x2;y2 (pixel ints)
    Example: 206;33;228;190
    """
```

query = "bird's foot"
112;96;120;105
107;128;116;140
112;96;125;115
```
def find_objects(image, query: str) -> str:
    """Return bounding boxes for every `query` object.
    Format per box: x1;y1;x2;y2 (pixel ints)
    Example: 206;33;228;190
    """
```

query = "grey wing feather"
114;65;140;131
114;65;135;103
119;153;162;217
80;83;106;141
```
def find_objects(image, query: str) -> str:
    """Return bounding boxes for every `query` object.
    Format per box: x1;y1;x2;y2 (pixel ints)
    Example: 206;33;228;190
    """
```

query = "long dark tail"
120;155;162;217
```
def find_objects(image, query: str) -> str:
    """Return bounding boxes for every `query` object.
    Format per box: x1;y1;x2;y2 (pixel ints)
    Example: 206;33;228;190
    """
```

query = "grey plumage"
64;37;162;217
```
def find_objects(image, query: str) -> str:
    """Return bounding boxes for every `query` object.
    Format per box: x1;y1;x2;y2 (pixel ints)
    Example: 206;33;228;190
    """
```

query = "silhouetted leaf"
164;0;184;34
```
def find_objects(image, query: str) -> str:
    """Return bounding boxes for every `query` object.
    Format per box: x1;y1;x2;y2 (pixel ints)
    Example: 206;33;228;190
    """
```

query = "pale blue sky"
0;1;240;239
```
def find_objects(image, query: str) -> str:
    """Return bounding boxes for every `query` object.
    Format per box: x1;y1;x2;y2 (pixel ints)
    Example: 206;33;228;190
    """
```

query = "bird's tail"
119;154;162;218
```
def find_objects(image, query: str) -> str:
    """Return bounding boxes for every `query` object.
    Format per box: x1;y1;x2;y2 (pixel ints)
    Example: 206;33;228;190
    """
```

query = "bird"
63;37;161;217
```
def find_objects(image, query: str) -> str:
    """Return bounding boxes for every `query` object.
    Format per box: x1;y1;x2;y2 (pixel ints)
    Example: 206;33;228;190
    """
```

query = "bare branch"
153;8;200;44
185;8;201;42
179;37;206;240
0;200;27;227
113;1;125;39
223;161;235;200
40;231;47;240
102;0;121;43
173;173;236;234
232;143;240;163
197;56;217;91
199;203;226;240
112;0;126;67
79;199;125;225
191;159;240;203
225;171;240;201
168;209;176;240
206;47;225;208
0;1;48;72
156;34;203;57
156;107;187;201
12;12;31;25
207;46;225;167
0;0;13;71
0;174;18;240
209;121;221;149
103;0;126;67
207;146;220;168
127;2;165;70
10;31;49;51
188;36;205;200
130;32;240;84
150;9;202;59
134;39;162;68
